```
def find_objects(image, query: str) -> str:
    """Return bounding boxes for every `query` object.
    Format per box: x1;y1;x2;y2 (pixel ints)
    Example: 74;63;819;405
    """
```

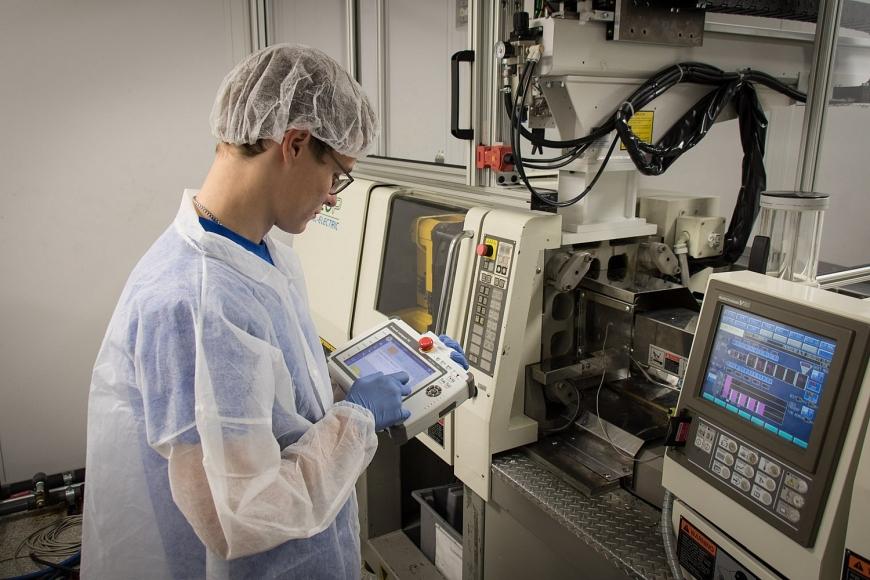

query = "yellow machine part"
411;214;465;331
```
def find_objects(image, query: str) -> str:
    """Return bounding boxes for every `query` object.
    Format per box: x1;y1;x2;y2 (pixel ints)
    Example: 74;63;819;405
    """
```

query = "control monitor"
329;319;475;444
662;271;870;580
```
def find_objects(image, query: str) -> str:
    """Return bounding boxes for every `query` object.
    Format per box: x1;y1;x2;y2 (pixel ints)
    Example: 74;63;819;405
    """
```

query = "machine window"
376;195;468;333
699;305;837;449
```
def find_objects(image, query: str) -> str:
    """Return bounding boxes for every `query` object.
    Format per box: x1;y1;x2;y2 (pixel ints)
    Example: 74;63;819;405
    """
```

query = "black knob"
513;11;529;34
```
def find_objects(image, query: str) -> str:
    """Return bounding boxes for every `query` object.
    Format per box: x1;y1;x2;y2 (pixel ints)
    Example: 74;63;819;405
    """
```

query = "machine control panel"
689;418;813;529
328;319;475;443
466;235;515;376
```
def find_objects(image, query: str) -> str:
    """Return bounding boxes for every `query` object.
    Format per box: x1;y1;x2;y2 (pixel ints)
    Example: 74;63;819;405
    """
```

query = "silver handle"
434;230;474;336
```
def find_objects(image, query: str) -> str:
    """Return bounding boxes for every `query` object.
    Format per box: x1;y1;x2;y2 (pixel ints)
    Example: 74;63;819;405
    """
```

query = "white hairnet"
210;44;378;158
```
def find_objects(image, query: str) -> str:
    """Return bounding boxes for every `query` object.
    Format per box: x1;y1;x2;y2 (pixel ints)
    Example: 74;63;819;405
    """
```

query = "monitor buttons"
714;448;735;467
784;472;809;494
737;446;759;466
776;501;801;523
754;472;777;493
733;459;755;480
730;473;751;493
759;457;782;478
751;485;773;506
781;488;806;509
426;385;442;398
711;461;731;480
718;435;738;454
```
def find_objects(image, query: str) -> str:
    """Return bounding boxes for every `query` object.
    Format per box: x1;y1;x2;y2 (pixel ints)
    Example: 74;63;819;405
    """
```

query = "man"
81;44;466;579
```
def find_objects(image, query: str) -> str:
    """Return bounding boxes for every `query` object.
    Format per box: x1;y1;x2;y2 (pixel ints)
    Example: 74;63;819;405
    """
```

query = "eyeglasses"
327;149;354;195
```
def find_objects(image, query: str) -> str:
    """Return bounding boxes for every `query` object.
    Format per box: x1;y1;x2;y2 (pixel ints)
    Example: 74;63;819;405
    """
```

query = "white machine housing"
662;271;870;579
328;318;475;444
296;179;562;496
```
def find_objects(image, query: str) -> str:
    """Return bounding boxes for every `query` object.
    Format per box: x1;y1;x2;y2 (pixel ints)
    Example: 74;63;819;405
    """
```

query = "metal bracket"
609;0;705;47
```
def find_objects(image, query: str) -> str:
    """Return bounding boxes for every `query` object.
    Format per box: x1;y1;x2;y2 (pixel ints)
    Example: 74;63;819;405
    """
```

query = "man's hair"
216;136;331;161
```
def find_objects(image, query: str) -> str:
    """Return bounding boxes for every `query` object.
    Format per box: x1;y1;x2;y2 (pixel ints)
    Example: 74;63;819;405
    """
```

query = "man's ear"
281;129;312;163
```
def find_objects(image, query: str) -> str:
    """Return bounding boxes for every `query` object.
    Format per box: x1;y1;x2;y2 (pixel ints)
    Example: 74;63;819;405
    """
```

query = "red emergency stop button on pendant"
476;243;494;257
419;336;434;352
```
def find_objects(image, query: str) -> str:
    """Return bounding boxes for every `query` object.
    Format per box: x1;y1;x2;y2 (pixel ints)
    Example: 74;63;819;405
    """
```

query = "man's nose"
324;194;338;208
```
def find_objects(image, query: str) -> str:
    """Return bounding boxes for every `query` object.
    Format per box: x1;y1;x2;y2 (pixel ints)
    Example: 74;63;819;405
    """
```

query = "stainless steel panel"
492;452;674;580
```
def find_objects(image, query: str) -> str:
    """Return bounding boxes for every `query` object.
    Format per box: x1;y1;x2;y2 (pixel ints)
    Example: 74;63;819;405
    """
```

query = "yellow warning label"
846;550;870;580
320;337;335;353
621;110;655;150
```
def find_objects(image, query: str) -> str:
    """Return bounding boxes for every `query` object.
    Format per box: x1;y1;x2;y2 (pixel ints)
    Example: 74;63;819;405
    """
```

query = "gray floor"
0;505;79;577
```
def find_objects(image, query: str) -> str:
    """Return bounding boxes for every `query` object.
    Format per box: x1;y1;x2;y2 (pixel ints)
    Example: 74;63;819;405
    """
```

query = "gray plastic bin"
411;483;464;564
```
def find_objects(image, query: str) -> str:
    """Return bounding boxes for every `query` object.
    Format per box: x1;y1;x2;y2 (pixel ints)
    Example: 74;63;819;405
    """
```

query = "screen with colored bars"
699;305;837;449
344;335;436;388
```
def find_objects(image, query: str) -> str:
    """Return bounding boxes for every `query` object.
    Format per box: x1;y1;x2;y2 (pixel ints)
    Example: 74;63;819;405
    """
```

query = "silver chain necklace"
192;196;222;226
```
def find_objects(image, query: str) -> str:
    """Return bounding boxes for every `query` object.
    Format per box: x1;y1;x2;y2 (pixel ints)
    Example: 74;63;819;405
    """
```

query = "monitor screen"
699;305;837;449
344;335;437;388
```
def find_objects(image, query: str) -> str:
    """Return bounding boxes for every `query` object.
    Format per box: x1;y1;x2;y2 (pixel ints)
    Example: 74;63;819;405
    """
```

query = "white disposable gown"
82;190;377;579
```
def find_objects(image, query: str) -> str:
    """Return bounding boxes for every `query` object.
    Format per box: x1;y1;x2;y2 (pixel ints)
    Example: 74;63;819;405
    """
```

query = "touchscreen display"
700;305;837;449
344;335;436;387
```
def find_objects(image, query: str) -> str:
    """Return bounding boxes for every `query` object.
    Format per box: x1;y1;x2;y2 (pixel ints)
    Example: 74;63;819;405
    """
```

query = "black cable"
505;58;807;255
510;59;621;208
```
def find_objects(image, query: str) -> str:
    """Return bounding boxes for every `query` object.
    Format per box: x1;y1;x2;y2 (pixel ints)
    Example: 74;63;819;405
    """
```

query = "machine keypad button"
754;472;776;493
694;437;713;453
711;461;731;480
759;457;781;478
718;435;738;454
697;424;716;441
737;446;759;465
714;449;735;467
776;501;801;523
730;473;751;492
751;485;773;506
784;473;809;494
781;488;805;509
734;459;755;479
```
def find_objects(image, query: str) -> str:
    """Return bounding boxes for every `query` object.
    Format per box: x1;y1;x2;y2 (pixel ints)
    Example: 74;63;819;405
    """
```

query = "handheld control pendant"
328;319;476;443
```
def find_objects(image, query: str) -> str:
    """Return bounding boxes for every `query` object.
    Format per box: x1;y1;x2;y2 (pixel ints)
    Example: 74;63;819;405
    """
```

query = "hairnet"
210;44;378;158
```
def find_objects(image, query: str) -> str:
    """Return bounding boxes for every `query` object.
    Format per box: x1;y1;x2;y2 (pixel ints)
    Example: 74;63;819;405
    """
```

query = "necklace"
192;196;222;226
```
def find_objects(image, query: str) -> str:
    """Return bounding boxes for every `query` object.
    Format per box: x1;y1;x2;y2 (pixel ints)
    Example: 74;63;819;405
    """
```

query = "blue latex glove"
345;371;412;431
439;335;469;370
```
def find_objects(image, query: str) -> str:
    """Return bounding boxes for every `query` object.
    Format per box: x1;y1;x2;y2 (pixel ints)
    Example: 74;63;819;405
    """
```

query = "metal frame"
255;2;858;205
250;0;269;50
797;0;847;192
375;0;388;157
817;265;870;289
345;0;358;80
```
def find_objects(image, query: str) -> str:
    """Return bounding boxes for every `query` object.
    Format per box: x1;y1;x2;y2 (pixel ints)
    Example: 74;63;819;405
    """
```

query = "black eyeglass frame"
327;149;354;195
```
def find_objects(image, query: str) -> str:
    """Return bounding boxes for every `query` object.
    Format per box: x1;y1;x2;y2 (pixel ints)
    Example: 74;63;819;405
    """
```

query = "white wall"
0;0;251;483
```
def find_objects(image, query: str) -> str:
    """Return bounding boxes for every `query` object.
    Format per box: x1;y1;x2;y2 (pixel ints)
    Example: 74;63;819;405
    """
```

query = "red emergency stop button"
419;336;434;352
476;243;494;257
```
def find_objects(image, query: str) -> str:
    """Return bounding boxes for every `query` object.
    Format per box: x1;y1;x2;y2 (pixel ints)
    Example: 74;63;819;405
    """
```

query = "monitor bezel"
682;283;856;474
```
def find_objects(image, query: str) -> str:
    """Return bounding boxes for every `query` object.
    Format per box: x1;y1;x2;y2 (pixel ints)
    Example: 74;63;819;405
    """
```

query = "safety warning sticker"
620;110;654;150
844;550;870;580
649;344;688;378
677;517;759;580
